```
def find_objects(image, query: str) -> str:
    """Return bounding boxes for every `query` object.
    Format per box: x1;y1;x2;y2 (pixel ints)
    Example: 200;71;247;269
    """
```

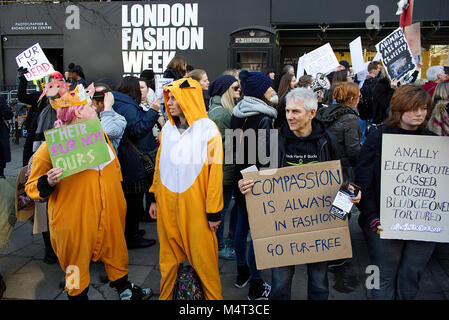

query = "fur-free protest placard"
375;27;416;80
381;134;449;243
242;161;352;270
44;118;111;179
15;43;55;81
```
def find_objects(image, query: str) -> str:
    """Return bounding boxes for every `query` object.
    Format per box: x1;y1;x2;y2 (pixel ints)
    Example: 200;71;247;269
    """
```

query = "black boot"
67;286;89;300
234;265;250;288
0;273;6;299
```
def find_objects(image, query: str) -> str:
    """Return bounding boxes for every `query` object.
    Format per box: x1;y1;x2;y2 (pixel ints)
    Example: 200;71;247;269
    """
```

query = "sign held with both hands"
242;161;352;270
44;118;111;179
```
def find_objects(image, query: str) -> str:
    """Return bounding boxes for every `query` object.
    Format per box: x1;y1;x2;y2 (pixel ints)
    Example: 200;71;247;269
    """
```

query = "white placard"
304;43;340;76
349;37;365;74
154;77;174;101
15;43;55;81
380;134;449;243
373;52;382;62
296;54;306;79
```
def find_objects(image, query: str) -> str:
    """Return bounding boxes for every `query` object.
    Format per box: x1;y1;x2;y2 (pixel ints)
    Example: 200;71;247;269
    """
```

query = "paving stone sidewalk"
1;137;448;300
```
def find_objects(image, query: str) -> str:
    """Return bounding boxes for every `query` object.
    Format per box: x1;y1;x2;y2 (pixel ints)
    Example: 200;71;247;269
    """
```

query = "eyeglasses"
232;86;241;91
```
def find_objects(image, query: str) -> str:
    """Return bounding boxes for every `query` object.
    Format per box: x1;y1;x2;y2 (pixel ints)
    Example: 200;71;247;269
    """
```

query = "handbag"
172;263;204;300
123;135;158;176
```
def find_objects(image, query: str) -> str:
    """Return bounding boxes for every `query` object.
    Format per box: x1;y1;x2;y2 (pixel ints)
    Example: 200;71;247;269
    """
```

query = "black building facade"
0;0;448;88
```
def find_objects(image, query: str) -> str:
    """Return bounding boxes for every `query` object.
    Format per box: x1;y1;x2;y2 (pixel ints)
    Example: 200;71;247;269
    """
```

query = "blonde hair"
188;69;206;82
220;85;236;114
223;69;239;78
432;82;449;107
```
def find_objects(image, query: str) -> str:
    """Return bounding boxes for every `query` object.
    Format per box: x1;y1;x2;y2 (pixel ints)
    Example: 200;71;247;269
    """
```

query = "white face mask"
270;94;279;105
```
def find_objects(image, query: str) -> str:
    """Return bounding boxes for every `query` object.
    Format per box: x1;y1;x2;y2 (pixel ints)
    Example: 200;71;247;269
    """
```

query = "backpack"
172;264;204;300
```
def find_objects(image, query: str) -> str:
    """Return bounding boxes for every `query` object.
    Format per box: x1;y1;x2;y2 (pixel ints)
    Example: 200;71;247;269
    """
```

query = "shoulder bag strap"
123;134;144;158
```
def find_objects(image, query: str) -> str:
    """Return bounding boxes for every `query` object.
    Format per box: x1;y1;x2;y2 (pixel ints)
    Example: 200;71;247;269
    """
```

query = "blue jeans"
228;198;238;239
216;186;234;248
360;217;436;300
234;202;261;281
358;118;367;145
269;262;329;300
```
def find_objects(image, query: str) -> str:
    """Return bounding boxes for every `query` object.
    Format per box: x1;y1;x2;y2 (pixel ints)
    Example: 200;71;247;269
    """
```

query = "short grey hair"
285;87;318;112
283;64;294;74
426;66;444;82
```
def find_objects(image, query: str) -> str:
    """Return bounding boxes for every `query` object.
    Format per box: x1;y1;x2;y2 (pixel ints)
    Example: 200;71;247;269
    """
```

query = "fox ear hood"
163;77;208;126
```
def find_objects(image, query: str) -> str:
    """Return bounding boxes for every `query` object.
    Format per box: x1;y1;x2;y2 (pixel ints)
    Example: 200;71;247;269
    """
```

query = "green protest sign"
44;118;111;179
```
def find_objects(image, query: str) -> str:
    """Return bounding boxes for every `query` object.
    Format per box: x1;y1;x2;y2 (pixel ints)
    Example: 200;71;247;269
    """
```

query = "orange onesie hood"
163;77;208;126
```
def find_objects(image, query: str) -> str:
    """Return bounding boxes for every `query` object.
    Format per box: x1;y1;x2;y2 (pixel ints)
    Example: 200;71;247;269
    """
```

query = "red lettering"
42;62;50;72
36;65;44;75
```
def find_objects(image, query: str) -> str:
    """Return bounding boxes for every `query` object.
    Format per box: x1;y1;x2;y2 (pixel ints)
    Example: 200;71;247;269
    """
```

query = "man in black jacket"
16;67;63;265
239;88;359;300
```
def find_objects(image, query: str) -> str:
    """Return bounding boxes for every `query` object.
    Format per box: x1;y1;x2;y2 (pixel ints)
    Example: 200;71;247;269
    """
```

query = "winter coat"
274;95;287;129
422;81;438;97
163;68;183;81
0;97;13;165
32;105;57;152
100;110;127;152
17;75;48;165
372;78;395;124
208;96;235;187
112;91;159;185
354;124;436;225
316;103;361;180
427;102;449;136
230;96;277;206
69;78;88;91
358;76;378;120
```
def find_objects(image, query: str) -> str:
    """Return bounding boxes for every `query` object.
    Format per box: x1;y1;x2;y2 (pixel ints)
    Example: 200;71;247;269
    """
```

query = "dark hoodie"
316;103;361;175
278;118;339;168
163;68;184;81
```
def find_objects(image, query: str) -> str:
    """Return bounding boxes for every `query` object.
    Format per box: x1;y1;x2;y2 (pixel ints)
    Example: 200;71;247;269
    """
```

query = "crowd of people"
0;54;448;301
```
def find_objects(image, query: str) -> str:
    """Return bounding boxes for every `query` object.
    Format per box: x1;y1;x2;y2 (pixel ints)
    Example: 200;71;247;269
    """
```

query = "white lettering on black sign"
121;3;204;76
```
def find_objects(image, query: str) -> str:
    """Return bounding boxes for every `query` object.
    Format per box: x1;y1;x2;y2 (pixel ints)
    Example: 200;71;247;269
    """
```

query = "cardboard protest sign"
242;161;352;270
380;134;449;243
349;37;365;74
404;22;421;58
304;43;340;76
375;27;416;81
44;118;111;179
15;43;55;81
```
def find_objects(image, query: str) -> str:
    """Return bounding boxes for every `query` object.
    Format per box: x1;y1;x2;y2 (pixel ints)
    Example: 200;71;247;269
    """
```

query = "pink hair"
50;72;64;80
53;105;83;127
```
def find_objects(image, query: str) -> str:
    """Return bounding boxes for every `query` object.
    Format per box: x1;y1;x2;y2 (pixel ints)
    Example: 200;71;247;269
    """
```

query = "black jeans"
124;192;144;240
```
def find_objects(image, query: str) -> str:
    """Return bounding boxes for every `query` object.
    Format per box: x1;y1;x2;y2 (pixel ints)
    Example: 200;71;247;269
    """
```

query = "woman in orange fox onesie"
149;77;224;300
25;85;152;300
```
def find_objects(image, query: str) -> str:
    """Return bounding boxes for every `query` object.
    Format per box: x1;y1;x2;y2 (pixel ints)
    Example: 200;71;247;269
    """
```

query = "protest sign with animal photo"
375;27;416;81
